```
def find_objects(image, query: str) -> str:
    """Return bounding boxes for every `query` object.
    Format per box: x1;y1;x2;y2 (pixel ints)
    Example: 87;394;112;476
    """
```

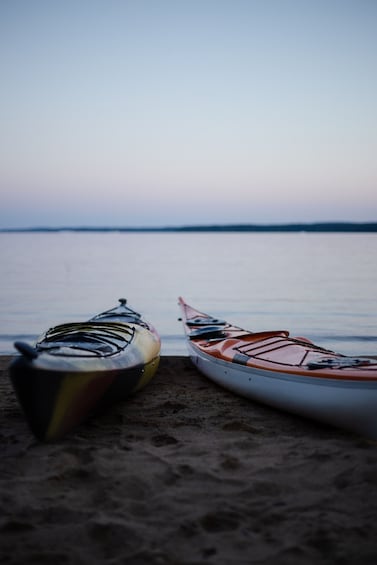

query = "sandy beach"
1;355;377;565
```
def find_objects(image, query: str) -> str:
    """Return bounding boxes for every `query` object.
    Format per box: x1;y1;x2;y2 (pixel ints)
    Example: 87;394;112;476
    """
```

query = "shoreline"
1;355;377;564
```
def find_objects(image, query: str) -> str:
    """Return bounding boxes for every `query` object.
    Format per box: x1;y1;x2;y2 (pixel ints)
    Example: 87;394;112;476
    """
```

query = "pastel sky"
1;0;376;228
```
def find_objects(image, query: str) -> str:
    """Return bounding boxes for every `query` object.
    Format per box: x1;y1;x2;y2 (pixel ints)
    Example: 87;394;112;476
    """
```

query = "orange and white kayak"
178;297;377;439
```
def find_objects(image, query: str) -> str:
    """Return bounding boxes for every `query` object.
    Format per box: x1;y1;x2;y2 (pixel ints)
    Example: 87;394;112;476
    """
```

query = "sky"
0;0;376;228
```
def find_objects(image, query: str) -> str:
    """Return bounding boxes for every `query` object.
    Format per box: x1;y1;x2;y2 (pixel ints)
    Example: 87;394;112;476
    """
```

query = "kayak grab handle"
14;341;39;360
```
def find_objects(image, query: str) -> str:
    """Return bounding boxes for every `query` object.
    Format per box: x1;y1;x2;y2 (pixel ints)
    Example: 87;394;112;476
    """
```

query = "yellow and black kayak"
9;299;160;441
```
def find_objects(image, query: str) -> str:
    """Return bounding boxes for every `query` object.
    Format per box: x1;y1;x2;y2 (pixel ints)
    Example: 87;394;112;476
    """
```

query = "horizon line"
1;221;377;233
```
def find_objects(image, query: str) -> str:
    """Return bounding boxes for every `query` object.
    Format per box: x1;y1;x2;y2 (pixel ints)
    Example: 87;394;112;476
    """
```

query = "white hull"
187;341;377;440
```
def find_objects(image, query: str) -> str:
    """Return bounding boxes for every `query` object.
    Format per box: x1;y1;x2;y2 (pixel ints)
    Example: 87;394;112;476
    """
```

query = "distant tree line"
1;222;377;233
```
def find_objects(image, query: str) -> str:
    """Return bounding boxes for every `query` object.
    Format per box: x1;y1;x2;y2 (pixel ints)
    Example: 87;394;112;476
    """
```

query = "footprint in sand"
200;510;240;533
151;434;178;447
222;420;261;433
159;401;187;413
221;455;241;470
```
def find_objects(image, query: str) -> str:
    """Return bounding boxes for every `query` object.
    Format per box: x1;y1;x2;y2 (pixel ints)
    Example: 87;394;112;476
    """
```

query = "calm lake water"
0;232;376;356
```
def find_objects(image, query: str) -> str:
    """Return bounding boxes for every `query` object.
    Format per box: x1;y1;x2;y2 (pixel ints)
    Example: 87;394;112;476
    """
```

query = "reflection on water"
0;232;376;356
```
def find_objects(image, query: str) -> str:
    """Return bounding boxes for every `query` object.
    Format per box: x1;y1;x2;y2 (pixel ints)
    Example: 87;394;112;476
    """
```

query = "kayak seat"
187;317;227;327
188;325;227;340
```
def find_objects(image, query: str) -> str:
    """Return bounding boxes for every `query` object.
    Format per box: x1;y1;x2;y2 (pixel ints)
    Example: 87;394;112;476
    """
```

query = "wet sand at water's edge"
1;355;377;564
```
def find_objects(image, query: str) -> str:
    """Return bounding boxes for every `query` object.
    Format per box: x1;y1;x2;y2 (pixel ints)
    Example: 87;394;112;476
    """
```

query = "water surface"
0;232;376;356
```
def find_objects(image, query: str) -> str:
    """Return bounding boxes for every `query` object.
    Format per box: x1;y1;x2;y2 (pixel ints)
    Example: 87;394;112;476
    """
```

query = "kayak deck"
179;298;377;381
